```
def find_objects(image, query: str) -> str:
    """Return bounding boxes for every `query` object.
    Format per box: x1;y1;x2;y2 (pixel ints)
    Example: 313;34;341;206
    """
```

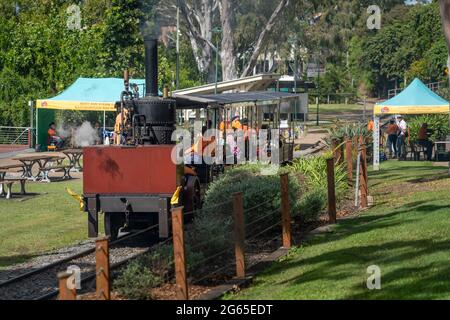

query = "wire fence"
176;187;288;296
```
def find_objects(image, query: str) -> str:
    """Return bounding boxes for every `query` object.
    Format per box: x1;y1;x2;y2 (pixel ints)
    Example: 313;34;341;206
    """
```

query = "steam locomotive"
82;37;201;240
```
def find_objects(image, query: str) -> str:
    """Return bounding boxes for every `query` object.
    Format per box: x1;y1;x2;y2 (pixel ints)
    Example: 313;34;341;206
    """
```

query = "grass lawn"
227;161;450;299
0;179;91;268
310;103;365;113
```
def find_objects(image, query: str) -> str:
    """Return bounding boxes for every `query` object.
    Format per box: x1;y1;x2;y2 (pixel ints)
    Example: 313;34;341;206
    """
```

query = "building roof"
174;91;300;109
173;74;281;95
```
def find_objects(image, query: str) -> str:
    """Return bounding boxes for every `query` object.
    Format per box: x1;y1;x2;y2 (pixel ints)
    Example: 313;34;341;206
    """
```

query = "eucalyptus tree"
175;0;291;81
439;0;450;88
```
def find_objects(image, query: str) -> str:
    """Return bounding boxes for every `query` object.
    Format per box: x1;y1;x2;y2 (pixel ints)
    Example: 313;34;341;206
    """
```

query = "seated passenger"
417;123;434;161
184;126;216;164
48;122;64;149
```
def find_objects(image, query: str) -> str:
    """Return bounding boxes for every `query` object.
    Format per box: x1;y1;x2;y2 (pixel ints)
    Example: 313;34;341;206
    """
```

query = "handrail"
0;126;32;145
388;80;448;99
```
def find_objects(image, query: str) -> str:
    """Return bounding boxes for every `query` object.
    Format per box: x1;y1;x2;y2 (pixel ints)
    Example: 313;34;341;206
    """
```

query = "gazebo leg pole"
373;116;380;171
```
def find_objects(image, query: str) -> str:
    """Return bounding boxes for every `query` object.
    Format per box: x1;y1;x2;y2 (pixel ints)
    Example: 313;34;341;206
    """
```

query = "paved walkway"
0;145;33;160
294;129;328;158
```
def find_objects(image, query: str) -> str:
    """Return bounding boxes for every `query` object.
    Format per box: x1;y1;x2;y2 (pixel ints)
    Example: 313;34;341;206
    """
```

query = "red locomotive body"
83;145;180;195
83;145;186;240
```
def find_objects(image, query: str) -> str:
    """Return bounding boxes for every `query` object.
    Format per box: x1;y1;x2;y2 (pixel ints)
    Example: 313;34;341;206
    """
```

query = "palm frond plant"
288;155;348;200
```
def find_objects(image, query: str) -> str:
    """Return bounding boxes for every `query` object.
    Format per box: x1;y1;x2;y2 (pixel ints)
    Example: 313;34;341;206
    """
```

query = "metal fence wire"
181;191;285;286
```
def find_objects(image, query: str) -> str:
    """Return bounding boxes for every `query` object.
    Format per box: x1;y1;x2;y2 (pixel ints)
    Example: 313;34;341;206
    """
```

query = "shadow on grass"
252;198;450;299
407;175;450;184
345;262;450;299
0;193;41;202
263;238;450;299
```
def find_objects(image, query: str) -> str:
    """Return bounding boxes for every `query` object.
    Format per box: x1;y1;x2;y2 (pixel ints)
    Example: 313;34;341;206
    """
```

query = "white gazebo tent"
373;78;450;170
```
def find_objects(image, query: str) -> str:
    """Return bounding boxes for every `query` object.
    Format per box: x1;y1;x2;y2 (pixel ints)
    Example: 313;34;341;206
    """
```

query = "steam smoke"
139;1;173;40
73;122;100;147
57;124;71;139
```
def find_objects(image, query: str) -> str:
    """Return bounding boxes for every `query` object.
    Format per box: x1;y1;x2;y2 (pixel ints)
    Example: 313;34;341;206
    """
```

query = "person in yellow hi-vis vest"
231;115;242;130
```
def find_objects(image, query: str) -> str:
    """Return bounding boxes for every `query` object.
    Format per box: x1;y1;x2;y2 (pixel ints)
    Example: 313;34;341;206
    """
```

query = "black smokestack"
144;38;158;97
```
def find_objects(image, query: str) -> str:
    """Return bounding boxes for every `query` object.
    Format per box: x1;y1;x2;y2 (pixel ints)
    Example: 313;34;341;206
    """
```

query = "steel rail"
35;249;152;300
0;224;159;289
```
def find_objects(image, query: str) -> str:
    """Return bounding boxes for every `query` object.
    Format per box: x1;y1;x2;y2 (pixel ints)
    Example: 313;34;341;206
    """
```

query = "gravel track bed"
0;240;95;284
0;244;149;300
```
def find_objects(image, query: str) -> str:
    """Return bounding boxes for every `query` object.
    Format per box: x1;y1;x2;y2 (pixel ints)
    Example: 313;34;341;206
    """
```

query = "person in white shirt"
396;115;407;159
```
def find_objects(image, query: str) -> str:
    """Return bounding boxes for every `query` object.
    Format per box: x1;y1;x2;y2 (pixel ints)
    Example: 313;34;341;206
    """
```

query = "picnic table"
62;149;83;172
12;155;65;182
0;164;27;199
0;164;25;178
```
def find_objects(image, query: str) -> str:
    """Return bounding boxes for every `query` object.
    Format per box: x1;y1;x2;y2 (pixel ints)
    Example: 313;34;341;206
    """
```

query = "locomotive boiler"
82;37;201;240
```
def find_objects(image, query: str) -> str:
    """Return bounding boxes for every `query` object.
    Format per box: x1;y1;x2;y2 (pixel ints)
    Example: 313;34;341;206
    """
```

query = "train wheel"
104;213;126;241
184;175;202;214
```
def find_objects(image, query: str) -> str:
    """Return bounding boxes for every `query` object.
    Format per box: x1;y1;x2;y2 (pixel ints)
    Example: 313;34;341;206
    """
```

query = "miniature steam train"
82;38;201;240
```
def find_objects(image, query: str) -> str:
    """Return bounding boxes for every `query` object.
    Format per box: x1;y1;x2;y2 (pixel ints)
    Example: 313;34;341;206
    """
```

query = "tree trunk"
240;0;290;78
439;0;450;174
219;0;238;81
440;0;450;89
179;0;216;82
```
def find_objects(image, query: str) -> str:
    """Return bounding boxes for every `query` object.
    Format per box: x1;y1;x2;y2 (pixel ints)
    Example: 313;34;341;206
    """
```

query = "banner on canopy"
36;100;117;112
373;104;450;115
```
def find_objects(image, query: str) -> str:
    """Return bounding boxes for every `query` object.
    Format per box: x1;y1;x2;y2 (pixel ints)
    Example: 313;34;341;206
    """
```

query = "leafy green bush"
114;257;162;300
114;244;173;300
298;188;328;223
407;114;450;142
190;163;304;258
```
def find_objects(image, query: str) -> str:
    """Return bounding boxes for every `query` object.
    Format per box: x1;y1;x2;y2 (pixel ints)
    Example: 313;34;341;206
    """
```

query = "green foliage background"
1;0;449;127
0;0;202;127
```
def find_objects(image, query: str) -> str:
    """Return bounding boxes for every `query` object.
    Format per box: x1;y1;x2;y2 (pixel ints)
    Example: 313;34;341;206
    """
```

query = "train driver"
114;108;129;145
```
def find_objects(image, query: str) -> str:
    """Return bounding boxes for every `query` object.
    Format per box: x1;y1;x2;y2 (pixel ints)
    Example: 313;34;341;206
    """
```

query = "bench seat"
39;165;72;182
0;178;27;199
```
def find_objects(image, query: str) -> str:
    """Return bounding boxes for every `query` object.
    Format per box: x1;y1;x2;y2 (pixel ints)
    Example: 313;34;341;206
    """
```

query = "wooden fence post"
96;237;110;300
346;140;353;187
280;174;292;248
58;271;77;300
233;192;246;279
326;158;337;224
332;139;341;163
172;206;189;300
359;135;365;145
360;144;368;209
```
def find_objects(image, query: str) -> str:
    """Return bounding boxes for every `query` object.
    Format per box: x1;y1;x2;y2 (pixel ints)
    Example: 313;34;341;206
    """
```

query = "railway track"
0;226;159;300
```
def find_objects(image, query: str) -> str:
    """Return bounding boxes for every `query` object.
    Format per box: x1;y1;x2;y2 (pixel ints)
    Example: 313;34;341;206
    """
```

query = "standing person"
94;122;103;145
396;115;407;159
367;119;374;132
417;123;434;161
114;108;129;145
386;119;399;158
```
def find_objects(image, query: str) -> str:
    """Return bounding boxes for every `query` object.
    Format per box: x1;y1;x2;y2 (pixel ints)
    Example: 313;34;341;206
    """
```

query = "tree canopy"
0;0;448;126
